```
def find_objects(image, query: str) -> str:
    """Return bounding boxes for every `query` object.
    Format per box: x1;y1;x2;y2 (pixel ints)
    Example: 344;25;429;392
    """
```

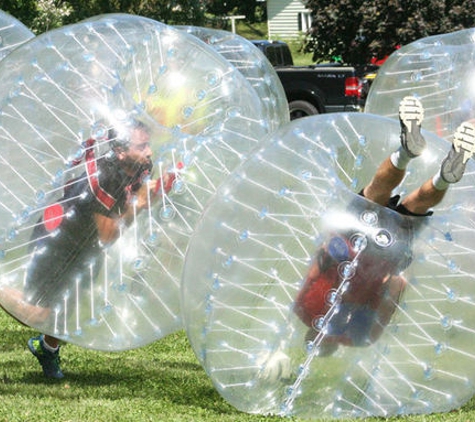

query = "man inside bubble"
293;96;475;357
1;118;174;378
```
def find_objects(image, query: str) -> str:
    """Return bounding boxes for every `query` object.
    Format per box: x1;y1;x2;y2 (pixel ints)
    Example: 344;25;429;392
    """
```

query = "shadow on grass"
0;324;237;415
4;357;234;414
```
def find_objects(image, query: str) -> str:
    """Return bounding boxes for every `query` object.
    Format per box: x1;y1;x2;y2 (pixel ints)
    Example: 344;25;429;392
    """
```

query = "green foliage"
30;0;73;34
0;0;265;34
304;0;475;65
62;0;208;28
0;0;73;33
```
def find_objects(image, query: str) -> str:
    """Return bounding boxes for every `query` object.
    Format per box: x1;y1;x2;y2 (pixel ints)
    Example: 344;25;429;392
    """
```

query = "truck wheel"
288;100;319;120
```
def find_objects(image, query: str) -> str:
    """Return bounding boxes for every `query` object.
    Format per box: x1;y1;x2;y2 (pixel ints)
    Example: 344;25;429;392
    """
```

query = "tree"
30;0;73;33
63;0;207;27
304;0;475;66
1;0;265;33
0;0;73;33
1;0;214;33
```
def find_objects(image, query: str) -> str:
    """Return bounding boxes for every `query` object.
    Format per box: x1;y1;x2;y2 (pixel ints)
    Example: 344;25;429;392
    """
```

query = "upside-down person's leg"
401;121;475;215
363;96;425;205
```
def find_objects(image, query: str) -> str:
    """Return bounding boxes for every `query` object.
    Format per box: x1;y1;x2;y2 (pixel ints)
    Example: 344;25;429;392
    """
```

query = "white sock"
42;336;59;352
432;172;450;191
390;147;412;170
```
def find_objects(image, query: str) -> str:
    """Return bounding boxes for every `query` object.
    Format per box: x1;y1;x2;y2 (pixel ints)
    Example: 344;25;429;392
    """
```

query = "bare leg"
0;288;60;350
363;158;405;206
369;275;407;343
363;96;425;206
400;178;447;215
402;121;475;214
0;286;50;325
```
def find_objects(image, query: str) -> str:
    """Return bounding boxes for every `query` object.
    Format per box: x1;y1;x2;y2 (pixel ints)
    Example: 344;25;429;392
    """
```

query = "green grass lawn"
1;310;475;421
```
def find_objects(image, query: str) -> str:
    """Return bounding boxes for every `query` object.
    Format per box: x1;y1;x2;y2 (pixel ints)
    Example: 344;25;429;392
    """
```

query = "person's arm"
369;274;408;342
94;178;159;245
294;249;337;327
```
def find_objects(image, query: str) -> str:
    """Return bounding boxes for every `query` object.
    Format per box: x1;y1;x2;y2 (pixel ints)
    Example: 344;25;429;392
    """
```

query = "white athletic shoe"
441;121;475;183
399;96;426;157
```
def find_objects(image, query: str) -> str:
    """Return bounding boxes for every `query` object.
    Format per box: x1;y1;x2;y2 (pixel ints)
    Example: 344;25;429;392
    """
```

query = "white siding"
267;0;311;39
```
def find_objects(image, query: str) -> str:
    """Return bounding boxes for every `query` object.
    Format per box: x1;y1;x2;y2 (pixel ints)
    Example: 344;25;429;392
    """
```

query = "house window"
298;11;312;33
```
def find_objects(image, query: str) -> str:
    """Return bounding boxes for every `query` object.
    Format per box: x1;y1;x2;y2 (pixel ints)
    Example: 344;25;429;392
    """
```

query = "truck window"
265;45;293;66
281;47;293;66
266;46;278;66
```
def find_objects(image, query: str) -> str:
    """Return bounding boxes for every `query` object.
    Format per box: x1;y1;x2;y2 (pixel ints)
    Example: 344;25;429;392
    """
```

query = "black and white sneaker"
441;122;475;183
399;96;426;157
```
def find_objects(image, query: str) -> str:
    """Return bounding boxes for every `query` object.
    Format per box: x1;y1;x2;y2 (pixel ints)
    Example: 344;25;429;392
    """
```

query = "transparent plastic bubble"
0;14;269;351
182;113;475;418
0;10;34;61
176;26;290;131
366;28;475;140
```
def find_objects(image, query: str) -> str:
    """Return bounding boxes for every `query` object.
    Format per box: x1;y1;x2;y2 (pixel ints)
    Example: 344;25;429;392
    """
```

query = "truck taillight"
345;76;362;98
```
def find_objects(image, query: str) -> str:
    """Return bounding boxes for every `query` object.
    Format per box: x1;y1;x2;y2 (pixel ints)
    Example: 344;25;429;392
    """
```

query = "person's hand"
133;172;176;211
133;179;157;210
257;349;292;382
153;172;176;196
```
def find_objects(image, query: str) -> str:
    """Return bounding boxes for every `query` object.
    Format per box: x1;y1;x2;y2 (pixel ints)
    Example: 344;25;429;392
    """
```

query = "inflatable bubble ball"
0;10;34;61
366;28;475;141
176;25;290;132
0;14;269;351
182;112;475;419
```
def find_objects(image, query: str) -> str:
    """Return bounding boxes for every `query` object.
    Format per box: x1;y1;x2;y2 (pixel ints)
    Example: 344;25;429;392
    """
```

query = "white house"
266;0;312;39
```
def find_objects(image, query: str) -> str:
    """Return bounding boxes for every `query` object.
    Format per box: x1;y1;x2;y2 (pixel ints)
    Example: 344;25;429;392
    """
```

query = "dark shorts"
24;220;102;309
359;190;433;217
325;302;377;347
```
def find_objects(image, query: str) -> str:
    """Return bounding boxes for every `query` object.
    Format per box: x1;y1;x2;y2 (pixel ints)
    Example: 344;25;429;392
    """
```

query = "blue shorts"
326;302;377;347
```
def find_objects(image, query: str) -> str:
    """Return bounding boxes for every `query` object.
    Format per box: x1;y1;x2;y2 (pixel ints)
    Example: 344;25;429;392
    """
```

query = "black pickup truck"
252;40;368;120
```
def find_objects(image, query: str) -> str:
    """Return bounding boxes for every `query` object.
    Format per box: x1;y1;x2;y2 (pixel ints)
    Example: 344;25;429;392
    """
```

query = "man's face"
118;127;153;176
